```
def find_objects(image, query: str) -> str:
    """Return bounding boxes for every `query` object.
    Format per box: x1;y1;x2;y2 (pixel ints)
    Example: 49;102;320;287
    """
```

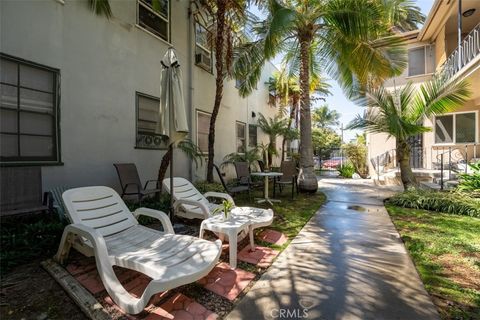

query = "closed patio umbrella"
156;47;189;218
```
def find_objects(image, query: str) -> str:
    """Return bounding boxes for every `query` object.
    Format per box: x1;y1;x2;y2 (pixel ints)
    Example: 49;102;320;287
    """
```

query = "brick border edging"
41;259;111;320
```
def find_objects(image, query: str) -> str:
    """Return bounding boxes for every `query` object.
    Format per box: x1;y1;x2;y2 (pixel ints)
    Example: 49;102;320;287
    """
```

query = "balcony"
439;23;480;80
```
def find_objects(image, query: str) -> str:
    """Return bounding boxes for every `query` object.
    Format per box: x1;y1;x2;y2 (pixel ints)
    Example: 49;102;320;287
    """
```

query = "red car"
322;157;346;169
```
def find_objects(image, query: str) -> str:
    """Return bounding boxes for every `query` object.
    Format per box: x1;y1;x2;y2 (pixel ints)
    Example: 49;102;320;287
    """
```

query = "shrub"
193;181;225;193
457;161;480;196
386;189;480;217
337;163;355;178
343;143;368;178
1;214;67;275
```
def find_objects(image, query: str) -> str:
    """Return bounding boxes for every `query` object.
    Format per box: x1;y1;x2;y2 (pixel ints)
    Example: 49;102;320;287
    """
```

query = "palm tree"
87;0;112;18
268;70;330;161
348;78;470;190
234;0;413;192
195;0;251;183
257;113;288;168
312;104;340;129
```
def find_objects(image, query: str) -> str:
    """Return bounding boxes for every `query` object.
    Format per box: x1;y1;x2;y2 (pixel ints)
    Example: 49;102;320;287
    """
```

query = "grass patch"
387;205;480;319
233;187;326;250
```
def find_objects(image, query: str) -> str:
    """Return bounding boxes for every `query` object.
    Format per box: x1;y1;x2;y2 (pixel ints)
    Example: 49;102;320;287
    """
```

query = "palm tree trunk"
206;0;226;182
281;104;296;162
157;146;173;194
397;139;417;190
298;35;317;193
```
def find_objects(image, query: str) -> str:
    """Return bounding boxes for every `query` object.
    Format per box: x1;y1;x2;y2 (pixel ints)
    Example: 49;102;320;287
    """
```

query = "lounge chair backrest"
234;162;250;184
213;164;229;193
113;163;142;193
162;177;209;205
279;161;297;182
62;186;138;237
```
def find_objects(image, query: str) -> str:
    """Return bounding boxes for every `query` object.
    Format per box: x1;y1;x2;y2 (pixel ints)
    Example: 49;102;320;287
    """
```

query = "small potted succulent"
213;200;234;221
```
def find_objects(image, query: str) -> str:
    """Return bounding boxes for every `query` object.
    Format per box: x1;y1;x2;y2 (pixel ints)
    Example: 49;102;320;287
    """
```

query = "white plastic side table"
199;207;273;269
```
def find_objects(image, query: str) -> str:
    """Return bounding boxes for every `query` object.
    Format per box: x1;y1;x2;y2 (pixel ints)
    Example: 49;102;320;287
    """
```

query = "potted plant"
213;200;235;221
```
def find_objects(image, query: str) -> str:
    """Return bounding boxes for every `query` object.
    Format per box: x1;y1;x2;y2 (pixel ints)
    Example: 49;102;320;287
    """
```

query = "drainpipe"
458;0;463;70
188;5;194;181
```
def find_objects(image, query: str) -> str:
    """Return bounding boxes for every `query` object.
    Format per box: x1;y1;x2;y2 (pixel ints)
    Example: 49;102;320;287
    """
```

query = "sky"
252;0;436;142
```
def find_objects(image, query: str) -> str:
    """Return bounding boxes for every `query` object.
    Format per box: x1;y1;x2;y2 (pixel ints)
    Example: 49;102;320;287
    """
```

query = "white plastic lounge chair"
163;177;235;220
54;186;221;314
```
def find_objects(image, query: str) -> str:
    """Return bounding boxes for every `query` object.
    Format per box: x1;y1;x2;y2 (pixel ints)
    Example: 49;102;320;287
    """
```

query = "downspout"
458;0;463;70
188;5;194;181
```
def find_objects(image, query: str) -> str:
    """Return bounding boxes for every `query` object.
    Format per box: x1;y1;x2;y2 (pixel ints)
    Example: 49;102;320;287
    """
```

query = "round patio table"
199;207;273;269
251;171;283;205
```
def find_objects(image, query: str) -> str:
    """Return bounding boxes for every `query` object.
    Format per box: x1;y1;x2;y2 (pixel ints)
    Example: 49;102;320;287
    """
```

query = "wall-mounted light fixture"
463;8;475;17
251;111;256;118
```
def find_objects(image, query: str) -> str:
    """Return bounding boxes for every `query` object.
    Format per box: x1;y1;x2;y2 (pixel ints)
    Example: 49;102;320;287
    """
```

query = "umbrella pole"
169;143;174;221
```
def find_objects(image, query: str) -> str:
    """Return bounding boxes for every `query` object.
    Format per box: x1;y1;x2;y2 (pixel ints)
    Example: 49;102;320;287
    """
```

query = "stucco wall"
0;0;279;192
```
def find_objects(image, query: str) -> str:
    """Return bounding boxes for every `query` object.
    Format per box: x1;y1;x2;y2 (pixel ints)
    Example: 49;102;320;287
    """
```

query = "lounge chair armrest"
143;180;161;190
55;223;109;264
122;182;141;195
174;199;211;219
203;192;235;205
133;208;174;234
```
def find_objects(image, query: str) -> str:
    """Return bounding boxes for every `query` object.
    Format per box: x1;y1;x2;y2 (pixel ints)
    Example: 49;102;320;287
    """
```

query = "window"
197;111;211;153
137;0;169;42
236;121;246;153
0;54;60;163
408;45;435;76
435;112;477;144
235;79;243;89
136;92;168;149
195;22;212;72
248;124;257;147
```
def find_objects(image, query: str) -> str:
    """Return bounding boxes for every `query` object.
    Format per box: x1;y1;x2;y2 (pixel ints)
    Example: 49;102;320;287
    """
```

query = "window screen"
249;124;257;147
0;55;59;163
236;122;246;153
435;115;454;143
136;93;167;149
138;0;169;41
456;113;476;143
408;47;426;76
197;111;211;153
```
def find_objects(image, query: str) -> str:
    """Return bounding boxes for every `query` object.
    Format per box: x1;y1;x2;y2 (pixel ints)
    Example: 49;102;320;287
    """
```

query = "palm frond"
87;0;112;18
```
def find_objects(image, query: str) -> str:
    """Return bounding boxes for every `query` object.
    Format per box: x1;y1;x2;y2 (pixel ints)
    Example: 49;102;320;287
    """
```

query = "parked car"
322;157;346;169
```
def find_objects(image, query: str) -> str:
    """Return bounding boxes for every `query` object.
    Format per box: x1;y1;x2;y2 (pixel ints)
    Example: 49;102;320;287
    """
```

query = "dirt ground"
1;260;87;320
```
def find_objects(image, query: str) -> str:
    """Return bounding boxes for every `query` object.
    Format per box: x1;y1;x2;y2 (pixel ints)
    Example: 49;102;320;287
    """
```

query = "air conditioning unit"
195;51;212;72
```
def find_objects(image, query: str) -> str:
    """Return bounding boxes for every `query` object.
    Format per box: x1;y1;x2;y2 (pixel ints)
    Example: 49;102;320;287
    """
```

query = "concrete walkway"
227;178;439;320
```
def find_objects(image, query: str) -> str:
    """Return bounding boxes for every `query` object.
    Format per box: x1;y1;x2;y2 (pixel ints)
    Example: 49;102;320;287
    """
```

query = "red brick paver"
197;262;255;301
237;245;279;268
257;229;288;246
145;293;217;320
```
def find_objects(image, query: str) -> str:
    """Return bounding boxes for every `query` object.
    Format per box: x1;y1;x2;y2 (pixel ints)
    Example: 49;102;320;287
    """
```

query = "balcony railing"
439;23;480;81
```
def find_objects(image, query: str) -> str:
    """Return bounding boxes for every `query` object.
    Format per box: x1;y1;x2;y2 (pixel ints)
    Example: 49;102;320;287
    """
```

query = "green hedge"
386;189;480;217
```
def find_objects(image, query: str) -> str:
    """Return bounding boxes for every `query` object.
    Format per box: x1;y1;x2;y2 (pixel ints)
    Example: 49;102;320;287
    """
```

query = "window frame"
136;0;170;43
0;53;61;166
135;91;169;150
196;110;211;154
433;111;478;145
407;44;435;77
236;121;246;154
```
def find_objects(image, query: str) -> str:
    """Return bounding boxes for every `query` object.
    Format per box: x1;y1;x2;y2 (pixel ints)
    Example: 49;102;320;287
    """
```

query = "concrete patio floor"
227;177;439;320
